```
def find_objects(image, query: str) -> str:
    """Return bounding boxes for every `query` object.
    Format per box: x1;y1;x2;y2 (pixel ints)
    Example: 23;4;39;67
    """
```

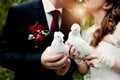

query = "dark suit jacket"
0;0;80;80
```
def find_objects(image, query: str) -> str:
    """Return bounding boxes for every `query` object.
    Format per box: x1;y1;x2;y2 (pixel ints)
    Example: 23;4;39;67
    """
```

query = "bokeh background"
0;0;94;80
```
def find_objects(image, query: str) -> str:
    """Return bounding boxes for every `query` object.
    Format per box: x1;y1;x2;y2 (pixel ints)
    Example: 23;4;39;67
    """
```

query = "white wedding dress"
82;22;120;80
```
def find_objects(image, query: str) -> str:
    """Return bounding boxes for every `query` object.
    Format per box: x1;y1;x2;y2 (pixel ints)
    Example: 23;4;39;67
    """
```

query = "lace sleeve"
109;22;120;47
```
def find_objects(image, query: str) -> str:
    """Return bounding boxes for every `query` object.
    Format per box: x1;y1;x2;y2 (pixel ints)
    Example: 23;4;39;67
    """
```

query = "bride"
68;0;120;80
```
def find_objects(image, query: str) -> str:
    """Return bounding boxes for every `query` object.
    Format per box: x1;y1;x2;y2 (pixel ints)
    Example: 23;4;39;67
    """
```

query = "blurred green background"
0;0;93;80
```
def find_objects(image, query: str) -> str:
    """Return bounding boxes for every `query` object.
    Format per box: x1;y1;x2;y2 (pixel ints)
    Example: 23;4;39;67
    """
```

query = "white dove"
66;23;93;58
46;31;69;55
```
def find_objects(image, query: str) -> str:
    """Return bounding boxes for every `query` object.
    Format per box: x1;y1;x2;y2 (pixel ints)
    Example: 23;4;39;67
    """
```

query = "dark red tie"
50;10;60;35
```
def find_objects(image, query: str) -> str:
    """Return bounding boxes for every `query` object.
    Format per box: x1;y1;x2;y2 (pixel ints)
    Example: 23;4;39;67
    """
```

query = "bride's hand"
66;42;90;75
83;50;115;69
66;42;81;60
82;50;101;67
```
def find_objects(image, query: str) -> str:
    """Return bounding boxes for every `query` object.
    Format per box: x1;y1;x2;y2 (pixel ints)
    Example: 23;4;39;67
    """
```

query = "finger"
87;59;97;67
74;51;80;59
66;43;73;52
64;58;71;68
47;55;69;69
69;47;76;59
55;59;71;76
46;53;64;62
56;59;70;71
82;54;97;61
65;41;69;45
65;43;73;51
68;43;73;50
41;54;64;69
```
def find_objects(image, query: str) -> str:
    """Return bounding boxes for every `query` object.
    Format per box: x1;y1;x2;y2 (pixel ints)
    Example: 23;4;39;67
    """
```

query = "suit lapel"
33;0;49;30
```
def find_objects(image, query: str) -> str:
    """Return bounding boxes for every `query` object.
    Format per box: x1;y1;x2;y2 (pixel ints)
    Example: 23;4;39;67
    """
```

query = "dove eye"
75;29;77;31
57;36;60;38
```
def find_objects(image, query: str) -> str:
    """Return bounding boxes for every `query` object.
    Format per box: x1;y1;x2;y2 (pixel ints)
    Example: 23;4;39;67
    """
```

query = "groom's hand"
55;58;71;76
41;47;69;70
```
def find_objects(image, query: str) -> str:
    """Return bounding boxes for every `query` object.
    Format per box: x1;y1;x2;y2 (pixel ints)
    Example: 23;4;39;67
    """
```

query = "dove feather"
47;31;69;55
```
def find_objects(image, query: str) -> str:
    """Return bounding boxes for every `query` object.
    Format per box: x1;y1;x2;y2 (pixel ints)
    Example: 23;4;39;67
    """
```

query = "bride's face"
82;0;107;12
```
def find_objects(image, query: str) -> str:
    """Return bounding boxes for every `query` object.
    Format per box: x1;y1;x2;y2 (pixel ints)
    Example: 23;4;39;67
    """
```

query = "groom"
0;0;80;80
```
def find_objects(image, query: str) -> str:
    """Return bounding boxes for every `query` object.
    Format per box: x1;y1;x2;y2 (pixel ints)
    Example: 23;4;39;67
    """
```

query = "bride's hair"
90;0;120;47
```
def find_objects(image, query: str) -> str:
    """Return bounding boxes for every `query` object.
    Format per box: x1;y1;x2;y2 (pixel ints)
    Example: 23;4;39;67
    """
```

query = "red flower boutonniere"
28;21;49;48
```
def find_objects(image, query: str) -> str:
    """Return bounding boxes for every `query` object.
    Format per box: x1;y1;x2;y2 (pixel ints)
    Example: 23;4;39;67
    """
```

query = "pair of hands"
41;43;101;76
41;47;71;76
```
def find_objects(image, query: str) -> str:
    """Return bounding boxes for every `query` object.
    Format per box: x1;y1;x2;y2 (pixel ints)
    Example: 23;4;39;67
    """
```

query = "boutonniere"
28;21;49;48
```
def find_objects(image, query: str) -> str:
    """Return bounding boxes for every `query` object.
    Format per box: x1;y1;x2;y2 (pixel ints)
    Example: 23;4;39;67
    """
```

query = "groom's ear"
103;2;113;10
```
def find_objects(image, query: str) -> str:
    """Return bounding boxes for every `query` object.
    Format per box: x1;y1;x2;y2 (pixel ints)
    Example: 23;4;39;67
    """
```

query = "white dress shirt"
42;0;62;30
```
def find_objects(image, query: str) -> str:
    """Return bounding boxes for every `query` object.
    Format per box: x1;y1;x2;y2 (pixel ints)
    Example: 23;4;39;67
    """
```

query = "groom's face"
64;0;78;9
51;0;77;9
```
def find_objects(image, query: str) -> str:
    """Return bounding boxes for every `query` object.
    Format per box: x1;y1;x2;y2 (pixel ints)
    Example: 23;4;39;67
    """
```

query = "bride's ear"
103;2;113;10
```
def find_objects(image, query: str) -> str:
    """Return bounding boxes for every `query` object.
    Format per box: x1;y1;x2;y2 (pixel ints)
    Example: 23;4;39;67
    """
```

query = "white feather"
47;31;69;55
66;23;93;58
